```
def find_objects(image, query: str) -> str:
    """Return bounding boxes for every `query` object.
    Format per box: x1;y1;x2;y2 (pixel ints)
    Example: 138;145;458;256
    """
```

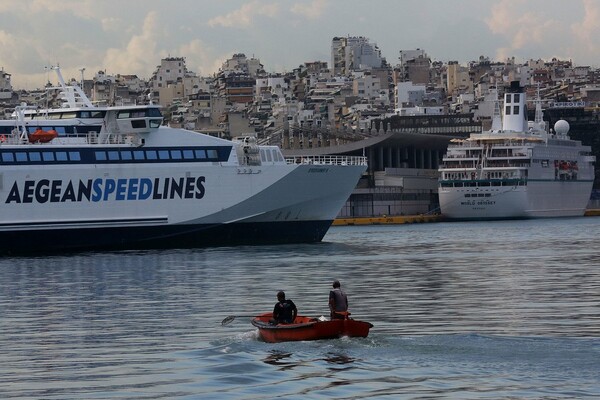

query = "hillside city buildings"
1;36;599;216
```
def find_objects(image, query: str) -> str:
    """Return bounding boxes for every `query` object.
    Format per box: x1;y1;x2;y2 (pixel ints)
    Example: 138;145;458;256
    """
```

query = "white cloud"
178;39;215;76
101;17;123;32
484;0;569;61
29;0;97;19
571;0;600;55
291;0;328;20
103;11;164;77
208;1;280;28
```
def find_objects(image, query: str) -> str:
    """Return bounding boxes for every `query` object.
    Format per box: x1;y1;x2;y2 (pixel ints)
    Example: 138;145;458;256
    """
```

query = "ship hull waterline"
439;179;594;220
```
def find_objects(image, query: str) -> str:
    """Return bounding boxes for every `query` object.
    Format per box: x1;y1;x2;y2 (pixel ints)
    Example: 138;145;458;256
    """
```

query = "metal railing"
285;155;367;166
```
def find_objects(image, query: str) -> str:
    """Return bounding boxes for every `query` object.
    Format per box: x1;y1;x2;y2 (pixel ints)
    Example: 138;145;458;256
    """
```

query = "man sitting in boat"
329;280;349;319
271;291;298;324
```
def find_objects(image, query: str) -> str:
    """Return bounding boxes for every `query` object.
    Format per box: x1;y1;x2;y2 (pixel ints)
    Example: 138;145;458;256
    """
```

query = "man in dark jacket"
329;280;349;319
272;291;297;324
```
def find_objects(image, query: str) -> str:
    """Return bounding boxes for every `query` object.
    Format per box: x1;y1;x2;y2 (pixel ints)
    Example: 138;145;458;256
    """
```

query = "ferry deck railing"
285;155;367;166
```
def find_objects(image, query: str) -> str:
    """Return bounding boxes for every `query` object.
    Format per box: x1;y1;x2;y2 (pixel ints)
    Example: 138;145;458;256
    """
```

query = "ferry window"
61;112;77;119
108;151;120;160
133;150;145;160
55;127;66;134
170;150;182;159
117;111;131;118
148;108;162;117
276;151;284;162
131;111;146;118
505;106;511;115
1;153;14;162
149;119;161;128
260;150;267;162
42;152;55;161
131;120;146;129
15;152;28;162
158;150;170;160
206;149;218;159
80;111;90;118
195;149;206;159
91;111;105;118
513;106;520;115
56;152;68;161
95;151;107;161
121;151;133;160
266;150;273;162
146;150;158;160
29;152;41;162
68;152;81;161
48;113;61;120
183;150;194;159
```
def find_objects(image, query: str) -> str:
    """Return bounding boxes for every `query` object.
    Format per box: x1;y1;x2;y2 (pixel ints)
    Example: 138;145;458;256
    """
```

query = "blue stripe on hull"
0;220;334;254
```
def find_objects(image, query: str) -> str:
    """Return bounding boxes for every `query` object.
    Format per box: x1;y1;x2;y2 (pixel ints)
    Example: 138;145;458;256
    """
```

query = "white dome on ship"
554;119;570;135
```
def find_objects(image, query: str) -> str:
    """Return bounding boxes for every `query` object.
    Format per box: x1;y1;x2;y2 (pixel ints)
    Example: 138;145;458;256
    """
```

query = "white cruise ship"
0;68;366;253
438;83;595;220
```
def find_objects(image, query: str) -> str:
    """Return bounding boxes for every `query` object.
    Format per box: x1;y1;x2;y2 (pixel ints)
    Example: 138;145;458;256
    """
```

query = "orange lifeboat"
28;128;58;143
251;312;373;343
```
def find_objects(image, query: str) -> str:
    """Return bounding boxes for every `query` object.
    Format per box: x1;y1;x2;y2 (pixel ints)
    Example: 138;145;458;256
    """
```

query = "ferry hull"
439;180;593;220
0;161;366;254
0;220;334;254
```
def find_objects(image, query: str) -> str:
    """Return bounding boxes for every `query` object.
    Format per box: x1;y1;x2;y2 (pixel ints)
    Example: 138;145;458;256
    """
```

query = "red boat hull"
251;313;373;343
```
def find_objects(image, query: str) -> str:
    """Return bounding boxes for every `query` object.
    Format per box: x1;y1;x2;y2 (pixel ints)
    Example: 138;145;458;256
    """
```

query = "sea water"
1;218;599;399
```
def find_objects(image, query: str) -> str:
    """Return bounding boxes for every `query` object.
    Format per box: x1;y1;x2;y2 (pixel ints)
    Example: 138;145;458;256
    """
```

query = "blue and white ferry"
0;68;366;253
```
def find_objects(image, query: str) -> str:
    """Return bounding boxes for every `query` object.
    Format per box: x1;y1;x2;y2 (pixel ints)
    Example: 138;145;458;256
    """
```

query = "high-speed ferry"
438;83;595;220
0;68;366;253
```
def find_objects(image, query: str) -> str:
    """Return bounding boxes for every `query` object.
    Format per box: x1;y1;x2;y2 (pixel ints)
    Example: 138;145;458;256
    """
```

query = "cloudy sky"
2;0;600;89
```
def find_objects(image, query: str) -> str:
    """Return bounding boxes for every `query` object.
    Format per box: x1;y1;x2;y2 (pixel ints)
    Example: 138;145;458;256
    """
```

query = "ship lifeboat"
251;312;373;343
28;128;58;143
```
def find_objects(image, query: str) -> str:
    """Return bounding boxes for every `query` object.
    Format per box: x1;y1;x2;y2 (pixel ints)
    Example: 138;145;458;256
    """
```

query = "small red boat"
28;128;59;143
251;312;373;343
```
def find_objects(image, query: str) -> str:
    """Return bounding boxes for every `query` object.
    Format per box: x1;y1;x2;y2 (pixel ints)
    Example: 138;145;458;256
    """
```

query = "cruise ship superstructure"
438;83;595;220
0;68;366;253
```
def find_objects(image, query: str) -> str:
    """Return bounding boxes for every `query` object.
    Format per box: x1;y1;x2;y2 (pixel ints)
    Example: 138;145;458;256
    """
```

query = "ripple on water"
1;218;600;398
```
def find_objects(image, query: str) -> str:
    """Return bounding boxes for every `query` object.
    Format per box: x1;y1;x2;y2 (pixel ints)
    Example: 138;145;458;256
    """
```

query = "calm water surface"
1;218;599;399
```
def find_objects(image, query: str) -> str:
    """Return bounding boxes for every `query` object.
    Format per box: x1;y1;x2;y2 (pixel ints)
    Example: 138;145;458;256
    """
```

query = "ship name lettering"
5;176;206;204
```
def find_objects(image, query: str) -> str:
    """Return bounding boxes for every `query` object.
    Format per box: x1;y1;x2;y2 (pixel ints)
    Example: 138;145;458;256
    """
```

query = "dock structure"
333;214;440;226
282;114;482;218
334;210;600;225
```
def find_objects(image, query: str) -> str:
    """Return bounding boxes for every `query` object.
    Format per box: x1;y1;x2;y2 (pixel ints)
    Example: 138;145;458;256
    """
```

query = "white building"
396;81;426;107
0;68;13;100
150;57;188;91
221;53;264;77
331;36;383;76
352;71;381;100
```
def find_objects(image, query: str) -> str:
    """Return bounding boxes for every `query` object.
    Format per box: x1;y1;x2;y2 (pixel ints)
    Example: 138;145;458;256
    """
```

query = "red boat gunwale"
251;312;373;343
